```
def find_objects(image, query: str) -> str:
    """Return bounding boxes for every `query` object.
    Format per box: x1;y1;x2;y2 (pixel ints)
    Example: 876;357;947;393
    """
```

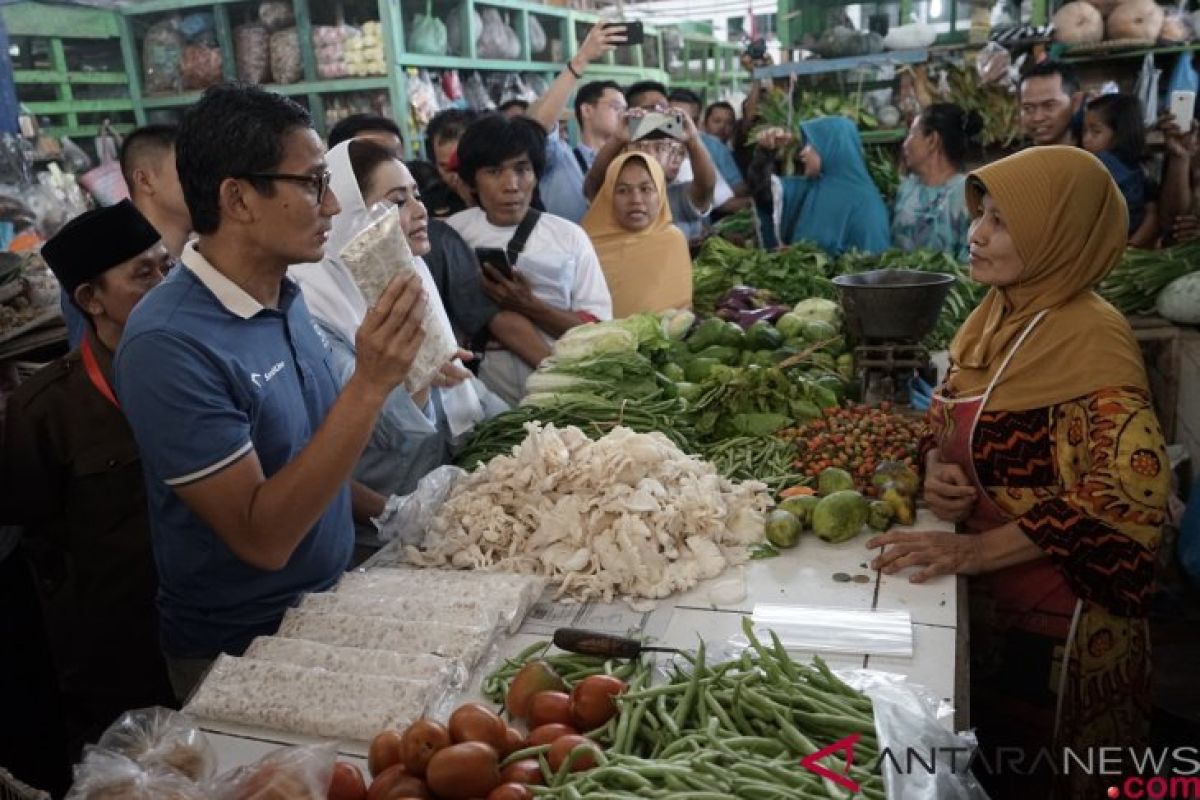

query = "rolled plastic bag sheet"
96;707;215;784
837;669;990;799
373;465;467;545
338;203;460;393
529;14;548;54
210;742;336;800
748;603;914;657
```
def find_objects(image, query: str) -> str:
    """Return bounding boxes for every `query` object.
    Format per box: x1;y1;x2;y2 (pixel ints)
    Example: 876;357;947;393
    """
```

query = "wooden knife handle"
552;629;643;659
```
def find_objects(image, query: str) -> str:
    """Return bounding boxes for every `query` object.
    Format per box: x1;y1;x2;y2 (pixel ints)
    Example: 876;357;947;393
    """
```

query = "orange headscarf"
947;146;1148;411
582;152;692;317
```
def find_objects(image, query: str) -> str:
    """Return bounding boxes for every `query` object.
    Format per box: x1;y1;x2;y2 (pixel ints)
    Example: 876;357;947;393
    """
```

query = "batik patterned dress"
940;387;1168;799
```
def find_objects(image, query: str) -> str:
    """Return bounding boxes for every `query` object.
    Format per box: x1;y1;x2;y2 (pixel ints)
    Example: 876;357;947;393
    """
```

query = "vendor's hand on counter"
430;350;475;389
481;264;539;314
923;459;977;523
866;530;984;583
354;272;426;399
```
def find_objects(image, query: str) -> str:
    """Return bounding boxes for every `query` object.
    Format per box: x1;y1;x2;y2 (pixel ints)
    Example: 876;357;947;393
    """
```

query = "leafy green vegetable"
692;237;835;312
550;322;637;360
1100;242;1200;315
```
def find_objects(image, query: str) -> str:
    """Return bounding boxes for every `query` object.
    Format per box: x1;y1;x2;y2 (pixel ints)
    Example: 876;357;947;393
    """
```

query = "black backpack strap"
572;147;590;175
505;208;542;268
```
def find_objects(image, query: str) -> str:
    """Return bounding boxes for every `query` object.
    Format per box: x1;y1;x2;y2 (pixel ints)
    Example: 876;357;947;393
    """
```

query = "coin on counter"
832;572;852;583
853;574;871;584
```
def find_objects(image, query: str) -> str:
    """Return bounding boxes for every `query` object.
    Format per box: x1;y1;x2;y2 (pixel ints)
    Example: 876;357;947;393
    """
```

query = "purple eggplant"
733;305;789;328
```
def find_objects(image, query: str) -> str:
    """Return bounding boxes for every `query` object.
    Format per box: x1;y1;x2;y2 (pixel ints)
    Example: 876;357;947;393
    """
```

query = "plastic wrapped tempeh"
243;635;458;685
338;203;460;393
335;566;546;631
185;655;439;742
274;608;494;667
297;591;500;631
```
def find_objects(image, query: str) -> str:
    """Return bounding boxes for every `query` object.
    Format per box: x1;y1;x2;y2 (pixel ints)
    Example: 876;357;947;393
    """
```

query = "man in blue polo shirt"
115;83;428;700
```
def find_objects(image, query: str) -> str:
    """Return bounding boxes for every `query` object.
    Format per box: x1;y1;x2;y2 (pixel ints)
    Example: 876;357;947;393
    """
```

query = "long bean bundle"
515;617;885;799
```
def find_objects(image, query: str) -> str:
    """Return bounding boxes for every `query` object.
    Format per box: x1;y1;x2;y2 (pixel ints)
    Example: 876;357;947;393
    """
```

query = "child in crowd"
1081;93;1158;247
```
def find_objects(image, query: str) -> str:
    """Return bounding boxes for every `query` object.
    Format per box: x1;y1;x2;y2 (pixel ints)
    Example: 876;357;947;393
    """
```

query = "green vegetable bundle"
1100;242;1200;315
525;617;885;799
693;237;836;312
699;436;805;492
524;351;662;402
865;144;901;204
689;364;839;442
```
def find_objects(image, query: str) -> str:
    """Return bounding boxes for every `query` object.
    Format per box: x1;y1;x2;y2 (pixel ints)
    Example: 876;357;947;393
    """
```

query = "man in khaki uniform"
2;200;175;753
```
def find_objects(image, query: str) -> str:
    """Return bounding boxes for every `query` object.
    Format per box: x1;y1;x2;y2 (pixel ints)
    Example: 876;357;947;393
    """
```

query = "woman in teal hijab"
754;116;890;255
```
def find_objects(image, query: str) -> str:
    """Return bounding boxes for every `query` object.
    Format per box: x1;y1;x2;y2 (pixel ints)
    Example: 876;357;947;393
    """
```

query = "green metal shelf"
2;1;135;139
139;77;392;109
13;70;130;85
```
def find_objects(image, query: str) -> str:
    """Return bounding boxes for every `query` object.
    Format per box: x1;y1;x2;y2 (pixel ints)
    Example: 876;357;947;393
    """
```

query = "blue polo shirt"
114;243;353;659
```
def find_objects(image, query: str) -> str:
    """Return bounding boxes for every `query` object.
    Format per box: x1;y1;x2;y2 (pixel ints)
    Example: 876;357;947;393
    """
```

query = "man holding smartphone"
529;21;630;222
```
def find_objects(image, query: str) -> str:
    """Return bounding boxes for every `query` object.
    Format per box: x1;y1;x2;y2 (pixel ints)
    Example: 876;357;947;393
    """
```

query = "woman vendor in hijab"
581;152;692;317
868;147;1168;799
750;116;890;254
290;140;502;548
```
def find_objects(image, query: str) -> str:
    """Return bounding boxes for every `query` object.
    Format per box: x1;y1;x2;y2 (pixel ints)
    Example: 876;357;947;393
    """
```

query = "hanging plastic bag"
339;204;460;393
257;0;293;31
446;6;482;56
1134;53;1161;126
269;27;303;84
409;0;448;55
179;12;216;44
408;70;440;128
529;14;548;54
95;708;216;784
463;71;496;111
209;743;336;800
234;22;270;84
181;43;223;90
142;19;184;95
477;8;521;59
442;70;464;102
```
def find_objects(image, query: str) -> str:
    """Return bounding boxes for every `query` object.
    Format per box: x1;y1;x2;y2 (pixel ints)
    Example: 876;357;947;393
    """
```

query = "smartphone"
1171;90;1196;134
475;247;513;280
612;21;644;46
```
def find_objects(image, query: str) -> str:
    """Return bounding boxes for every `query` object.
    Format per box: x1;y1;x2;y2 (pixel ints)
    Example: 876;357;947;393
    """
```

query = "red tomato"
448;703;508;752
501;726;525;756
546;735;599;773
328;762;367;800
499;759;544;786
527;691;573;729
366;764;430;800
569;675;626;731
525;723;577;747
368;730;404;778
486;783;533;800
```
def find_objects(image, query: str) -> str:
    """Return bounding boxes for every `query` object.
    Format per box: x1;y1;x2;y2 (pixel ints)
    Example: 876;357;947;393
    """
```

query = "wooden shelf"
1061;42;1200;63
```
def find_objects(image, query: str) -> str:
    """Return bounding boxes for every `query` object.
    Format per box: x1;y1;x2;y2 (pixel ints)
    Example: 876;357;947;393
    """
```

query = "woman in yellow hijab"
582;152;692;317
868;148;1168;800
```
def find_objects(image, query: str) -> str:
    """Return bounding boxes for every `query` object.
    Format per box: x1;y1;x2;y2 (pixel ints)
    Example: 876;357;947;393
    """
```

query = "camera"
744;38;768;62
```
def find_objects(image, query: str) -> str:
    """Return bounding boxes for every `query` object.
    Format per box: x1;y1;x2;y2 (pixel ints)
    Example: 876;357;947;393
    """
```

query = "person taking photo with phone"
585;87;719;245
528;22;628;223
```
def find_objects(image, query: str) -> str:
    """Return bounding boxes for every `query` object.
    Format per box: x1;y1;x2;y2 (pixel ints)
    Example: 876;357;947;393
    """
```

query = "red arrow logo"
800;732;862;792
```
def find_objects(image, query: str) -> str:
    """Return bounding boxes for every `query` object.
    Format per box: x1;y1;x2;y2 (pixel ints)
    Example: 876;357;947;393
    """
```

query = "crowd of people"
0;20;1189;797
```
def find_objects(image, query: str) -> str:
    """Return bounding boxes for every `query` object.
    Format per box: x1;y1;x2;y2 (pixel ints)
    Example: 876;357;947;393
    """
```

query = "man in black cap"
1;199;175;755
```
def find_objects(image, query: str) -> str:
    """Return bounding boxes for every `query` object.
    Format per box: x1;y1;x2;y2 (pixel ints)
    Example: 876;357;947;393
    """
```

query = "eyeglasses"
239;171;332;205
636;140;686;160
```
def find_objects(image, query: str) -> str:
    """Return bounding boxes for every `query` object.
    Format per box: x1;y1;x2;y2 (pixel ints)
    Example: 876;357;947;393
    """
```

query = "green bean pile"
482;641;648;705
699;437;807;493
506;618;885;799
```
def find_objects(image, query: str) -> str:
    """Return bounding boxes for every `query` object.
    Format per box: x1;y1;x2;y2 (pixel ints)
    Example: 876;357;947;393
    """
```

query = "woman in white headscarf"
290;140;502;531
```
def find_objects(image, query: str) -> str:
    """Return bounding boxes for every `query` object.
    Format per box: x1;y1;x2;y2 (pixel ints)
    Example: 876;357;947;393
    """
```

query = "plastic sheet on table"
744;603;914;657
